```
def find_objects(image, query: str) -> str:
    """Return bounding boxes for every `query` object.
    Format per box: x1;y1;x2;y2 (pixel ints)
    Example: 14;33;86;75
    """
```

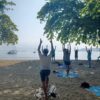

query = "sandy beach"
0;60;100;100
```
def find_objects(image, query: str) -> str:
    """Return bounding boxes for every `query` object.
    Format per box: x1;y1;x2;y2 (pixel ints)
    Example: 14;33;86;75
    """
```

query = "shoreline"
0;59;98;67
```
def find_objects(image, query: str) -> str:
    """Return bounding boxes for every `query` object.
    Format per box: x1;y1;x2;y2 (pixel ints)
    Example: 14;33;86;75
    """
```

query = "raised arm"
42;45;44;52
38;39;42;53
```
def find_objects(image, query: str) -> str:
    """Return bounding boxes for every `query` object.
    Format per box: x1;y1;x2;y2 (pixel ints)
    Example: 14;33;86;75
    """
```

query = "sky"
7;0;49;46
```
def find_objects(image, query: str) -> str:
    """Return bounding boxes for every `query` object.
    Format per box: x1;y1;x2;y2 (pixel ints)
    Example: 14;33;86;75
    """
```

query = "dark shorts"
64;61;71;66
40;70;50;82
52;54;55;58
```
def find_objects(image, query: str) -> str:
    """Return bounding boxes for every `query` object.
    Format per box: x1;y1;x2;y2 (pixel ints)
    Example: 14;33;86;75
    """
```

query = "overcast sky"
7;0;50;46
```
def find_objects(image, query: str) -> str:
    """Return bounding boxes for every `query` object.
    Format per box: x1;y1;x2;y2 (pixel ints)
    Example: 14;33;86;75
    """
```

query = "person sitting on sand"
86;46;92;68
38;39;53;100
62;43;71;76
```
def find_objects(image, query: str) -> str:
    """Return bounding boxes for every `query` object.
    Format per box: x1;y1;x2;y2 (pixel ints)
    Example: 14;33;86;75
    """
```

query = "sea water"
0;44;99;60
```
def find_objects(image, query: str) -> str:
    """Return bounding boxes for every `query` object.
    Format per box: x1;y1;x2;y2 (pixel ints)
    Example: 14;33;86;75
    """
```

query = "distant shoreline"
0;59;98;61
0;59;99;67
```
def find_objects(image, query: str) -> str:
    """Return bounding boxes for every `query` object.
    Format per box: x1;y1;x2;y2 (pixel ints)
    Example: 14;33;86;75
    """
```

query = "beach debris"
80;82;90;89
34;85;59;100
48;85;57;98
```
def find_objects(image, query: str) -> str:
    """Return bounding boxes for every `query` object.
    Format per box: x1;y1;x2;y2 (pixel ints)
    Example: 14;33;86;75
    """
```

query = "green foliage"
0;0;18;45
0;14;18;45
37;0;100;46
80;0;100;46
0;0;15;13
81;0;100;19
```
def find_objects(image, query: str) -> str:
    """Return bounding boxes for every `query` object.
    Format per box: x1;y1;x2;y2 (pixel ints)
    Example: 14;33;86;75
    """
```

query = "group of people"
74;46;92;68
37;39;92;100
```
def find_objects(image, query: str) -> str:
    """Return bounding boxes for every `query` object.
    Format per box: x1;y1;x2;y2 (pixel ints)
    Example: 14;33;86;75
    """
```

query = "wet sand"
0;60;100;100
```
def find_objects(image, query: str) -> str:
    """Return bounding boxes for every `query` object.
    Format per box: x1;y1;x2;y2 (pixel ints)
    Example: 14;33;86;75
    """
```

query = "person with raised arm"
62;43;71;76
38;39;53;100
86;46;92;68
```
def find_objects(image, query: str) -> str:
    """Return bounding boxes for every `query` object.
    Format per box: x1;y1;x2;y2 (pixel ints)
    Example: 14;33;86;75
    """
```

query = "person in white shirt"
38;39;53;100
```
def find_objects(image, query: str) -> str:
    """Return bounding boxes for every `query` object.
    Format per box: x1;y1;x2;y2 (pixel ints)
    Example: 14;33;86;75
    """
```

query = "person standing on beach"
86;46;92;68
38;39;53;100
62;43;71;76
74;46;78;61
51;46;56;62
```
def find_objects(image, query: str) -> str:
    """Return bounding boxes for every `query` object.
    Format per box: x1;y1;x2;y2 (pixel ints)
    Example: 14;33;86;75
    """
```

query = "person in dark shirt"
74;46;78;60
62;44;71;76
86;46;92;68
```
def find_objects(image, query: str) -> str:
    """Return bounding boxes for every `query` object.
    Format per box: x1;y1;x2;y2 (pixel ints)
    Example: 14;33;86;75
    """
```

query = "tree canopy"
81;0;100;19
0;0;18;45
37;0;100;46
80;0;100;45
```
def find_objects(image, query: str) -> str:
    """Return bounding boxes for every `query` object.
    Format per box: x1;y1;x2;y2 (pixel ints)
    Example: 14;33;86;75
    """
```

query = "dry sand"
0;60;100;100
